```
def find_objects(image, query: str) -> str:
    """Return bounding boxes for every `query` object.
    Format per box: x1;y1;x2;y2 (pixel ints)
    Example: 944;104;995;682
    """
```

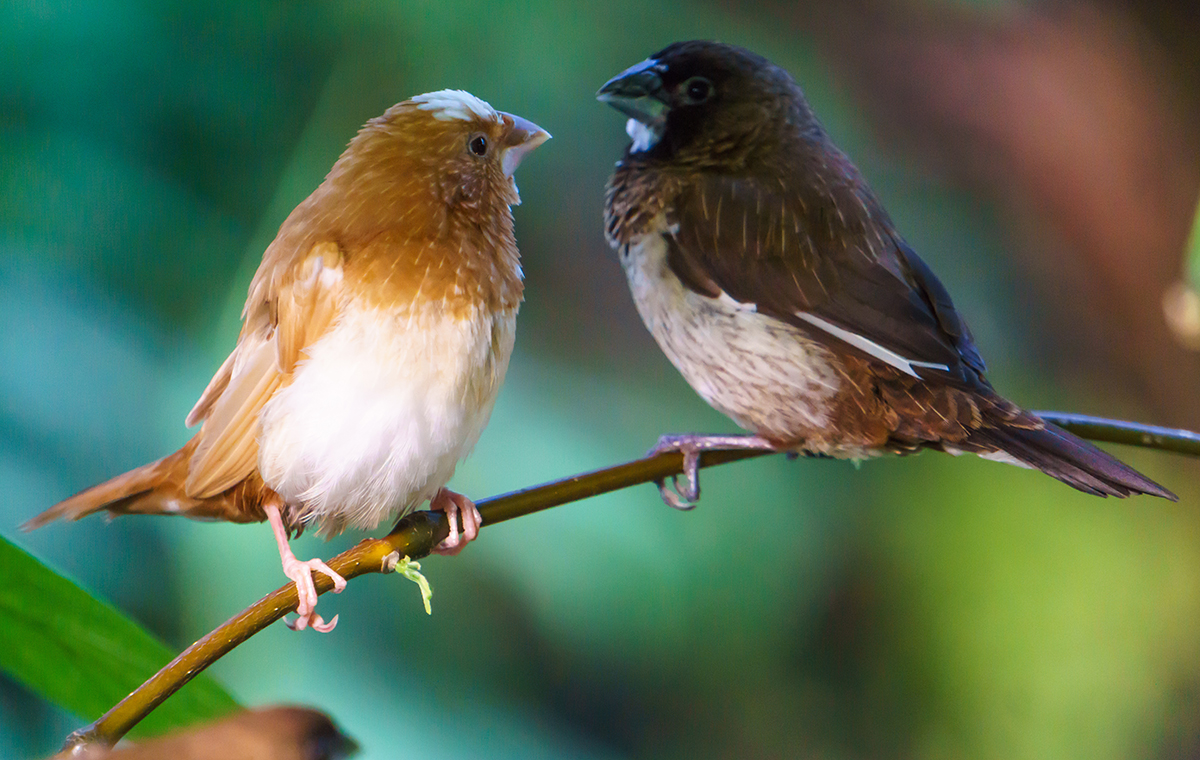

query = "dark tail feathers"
974;422;1175;500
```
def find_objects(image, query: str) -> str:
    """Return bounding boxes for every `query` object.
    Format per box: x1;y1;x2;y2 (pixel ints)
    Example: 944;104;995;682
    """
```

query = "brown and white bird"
26;90;549;631
598;41;1173;505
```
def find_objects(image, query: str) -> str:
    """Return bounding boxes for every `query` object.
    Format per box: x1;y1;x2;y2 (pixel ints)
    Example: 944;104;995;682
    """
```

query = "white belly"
620;225;841;441
257;302;516;536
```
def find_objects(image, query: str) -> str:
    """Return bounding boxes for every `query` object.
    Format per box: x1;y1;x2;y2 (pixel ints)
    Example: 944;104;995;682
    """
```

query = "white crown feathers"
411;90;498;123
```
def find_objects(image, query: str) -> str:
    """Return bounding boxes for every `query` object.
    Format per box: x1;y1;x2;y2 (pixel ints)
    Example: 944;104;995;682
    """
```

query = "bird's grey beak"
596;58;669;126
500;113;551;177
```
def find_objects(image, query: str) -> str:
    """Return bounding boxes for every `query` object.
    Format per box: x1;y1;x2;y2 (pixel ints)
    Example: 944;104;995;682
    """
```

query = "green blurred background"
4;0;1200;757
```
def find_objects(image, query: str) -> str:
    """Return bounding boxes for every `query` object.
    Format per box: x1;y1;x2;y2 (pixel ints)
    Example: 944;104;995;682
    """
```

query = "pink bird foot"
265;501;346;632
430;488;482;556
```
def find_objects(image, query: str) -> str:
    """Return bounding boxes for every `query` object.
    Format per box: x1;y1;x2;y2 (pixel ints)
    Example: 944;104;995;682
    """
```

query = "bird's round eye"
682;77;713;104
468;134;488;156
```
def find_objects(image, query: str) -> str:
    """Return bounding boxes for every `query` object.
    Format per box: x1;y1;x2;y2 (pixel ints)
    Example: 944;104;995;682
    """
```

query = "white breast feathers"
257;301;516;536
619;220;842;442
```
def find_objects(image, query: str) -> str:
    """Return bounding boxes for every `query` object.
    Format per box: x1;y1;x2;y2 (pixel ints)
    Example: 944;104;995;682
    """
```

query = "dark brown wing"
667;172;988;387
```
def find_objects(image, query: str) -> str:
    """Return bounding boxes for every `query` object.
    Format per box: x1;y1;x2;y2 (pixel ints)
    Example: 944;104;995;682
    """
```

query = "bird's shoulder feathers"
608;162;988;388
184;241;347;498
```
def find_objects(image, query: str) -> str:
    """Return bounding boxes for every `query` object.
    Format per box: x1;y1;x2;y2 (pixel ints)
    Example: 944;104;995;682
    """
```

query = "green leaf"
0;535;239;738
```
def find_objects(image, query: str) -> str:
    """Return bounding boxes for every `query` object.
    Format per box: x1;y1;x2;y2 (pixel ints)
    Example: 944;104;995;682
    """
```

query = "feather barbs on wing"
186;351;235;427
185;335;280;498
614;168;985;389
184;243;348;499
274;242;346;372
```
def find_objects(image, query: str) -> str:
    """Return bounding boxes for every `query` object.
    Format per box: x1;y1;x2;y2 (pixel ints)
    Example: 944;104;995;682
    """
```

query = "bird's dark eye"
468;134;488;156
681;77;713;104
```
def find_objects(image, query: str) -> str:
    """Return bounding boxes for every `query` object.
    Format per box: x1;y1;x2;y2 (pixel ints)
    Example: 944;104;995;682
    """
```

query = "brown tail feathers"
22;439;258;530
971;421;1175;500
23;446;194;530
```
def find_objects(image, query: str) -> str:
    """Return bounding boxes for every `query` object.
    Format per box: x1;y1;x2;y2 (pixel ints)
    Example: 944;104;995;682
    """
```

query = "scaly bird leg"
430;488;482;556
264;500;347;633
648;434;780;509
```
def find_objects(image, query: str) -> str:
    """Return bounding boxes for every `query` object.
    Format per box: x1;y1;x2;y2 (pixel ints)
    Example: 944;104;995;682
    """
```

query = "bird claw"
431;488;481;556
655;474;700;510
647;433;780;509
286;611;339;633
648;435;705;509
265;500;346;634
281;555;346;633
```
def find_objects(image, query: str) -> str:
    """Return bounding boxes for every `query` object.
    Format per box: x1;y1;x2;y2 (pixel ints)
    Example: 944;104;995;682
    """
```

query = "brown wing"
184;241;345;498
666;172;988;386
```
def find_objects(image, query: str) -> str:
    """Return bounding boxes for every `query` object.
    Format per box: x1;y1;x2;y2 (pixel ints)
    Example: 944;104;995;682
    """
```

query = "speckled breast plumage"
617;216;844;446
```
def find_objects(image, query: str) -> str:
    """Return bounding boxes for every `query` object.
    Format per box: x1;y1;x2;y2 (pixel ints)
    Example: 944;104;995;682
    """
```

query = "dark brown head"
597;41;821;171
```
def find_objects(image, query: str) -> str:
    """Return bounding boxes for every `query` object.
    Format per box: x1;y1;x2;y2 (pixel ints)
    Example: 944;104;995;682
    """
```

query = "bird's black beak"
597;58;669;126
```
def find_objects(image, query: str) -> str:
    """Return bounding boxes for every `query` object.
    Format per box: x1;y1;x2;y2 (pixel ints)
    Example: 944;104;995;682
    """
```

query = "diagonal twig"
61;415;1197;750
61;447;763;750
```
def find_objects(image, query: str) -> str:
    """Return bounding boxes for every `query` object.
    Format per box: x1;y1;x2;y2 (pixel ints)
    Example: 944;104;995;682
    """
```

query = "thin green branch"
62;415;1196;751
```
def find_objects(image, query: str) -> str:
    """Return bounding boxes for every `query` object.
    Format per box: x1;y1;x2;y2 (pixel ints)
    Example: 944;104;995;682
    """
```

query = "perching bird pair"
27;42;1175;632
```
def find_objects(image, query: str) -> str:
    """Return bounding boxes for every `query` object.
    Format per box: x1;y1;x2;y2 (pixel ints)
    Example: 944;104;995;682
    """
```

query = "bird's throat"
626;118;662;153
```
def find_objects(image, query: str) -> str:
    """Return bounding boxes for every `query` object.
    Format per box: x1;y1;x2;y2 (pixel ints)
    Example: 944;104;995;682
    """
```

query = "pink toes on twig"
430;488;482;556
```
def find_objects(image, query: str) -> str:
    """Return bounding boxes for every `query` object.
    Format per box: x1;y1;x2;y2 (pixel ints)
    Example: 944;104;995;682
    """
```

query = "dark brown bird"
597;41;1173;505
25;90;549;630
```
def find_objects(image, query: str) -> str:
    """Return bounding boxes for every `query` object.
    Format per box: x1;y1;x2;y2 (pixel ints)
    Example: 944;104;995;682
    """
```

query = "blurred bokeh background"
4;0;1200;757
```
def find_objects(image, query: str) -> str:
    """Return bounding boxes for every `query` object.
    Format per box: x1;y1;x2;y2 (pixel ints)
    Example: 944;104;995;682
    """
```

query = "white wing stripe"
794;312;949;378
